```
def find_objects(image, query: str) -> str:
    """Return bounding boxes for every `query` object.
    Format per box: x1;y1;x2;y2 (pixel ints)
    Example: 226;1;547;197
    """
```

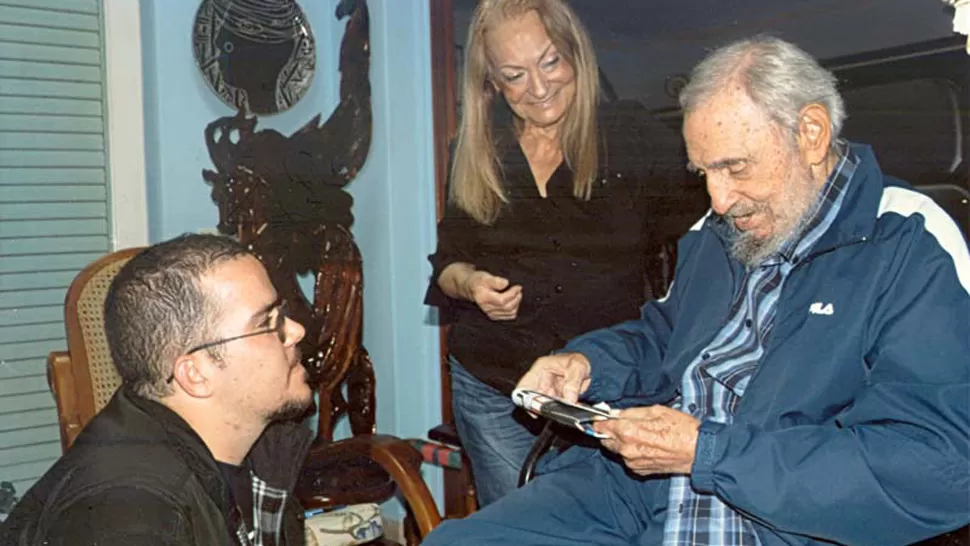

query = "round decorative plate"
192;0;316;115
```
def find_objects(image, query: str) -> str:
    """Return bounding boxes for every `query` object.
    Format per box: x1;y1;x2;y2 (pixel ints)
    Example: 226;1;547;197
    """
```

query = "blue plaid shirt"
662;143;859;546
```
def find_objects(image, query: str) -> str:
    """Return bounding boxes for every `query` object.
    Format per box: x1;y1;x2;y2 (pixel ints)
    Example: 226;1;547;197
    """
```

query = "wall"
139;0;443;506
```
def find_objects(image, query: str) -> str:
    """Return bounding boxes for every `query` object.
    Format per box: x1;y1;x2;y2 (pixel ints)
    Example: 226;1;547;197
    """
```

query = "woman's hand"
463;270;522;321
438;263;523;321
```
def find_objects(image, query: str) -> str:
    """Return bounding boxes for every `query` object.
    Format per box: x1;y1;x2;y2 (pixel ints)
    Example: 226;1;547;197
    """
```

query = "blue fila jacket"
565;143;970;545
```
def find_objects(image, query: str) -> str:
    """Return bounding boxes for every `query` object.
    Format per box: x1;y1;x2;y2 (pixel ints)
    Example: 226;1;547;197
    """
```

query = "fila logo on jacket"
809;302;835;316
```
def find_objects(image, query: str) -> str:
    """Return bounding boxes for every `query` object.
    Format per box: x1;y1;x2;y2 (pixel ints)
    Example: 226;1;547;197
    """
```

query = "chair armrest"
365;434;443;538
407;438;463;470
303;434;443;539
428;423;461;447
46;351;82;452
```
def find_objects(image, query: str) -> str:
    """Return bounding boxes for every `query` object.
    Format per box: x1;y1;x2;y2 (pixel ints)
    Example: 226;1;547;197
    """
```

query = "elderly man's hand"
593;406;700;476
515;352;591;404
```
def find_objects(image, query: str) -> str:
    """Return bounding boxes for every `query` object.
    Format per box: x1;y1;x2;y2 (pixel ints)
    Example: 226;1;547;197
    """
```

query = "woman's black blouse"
426;100;707;394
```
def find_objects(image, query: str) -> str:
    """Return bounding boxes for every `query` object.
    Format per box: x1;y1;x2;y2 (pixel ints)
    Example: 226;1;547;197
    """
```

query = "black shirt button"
744;318;753;328
551;239;562;249
688;403;697;412
554;284;563;293
702;352;710;360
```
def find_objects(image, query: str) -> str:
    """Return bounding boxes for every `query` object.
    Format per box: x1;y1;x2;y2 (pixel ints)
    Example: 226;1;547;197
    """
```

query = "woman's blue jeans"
448;356;540;507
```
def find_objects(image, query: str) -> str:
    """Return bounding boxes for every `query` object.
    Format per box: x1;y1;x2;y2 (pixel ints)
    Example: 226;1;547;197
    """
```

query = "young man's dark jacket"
0;387;313;546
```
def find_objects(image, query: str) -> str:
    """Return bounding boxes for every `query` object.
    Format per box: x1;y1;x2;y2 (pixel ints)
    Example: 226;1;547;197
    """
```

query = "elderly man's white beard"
728;166;822;268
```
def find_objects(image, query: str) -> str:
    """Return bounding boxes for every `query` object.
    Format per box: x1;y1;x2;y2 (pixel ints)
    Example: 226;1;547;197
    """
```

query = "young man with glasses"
1;234;314;546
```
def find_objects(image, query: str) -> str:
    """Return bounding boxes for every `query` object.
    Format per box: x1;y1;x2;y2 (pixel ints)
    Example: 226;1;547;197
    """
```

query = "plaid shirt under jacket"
662;143;859;546
231;473;289;546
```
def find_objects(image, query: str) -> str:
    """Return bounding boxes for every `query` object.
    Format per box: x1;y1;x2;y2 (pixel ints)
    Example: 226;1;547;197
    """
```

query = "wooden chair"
46;248;443;544
47;248;140;451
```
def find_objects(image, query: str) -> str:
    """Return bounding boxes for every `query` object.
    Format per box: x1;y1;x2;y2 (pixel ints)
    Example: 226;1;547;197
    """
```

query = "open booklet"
511;388;616;439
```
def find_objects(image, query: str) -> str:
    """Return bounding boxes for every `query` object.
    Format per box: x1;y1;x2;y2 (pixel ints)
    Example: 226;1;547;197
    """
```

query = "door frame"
103;0;148;249
430;0;457;423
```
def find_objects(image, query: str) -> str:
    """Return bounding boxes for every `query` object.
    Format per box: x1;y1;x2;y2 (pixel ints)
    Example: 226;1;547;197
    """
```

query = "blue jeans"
449;356;540;507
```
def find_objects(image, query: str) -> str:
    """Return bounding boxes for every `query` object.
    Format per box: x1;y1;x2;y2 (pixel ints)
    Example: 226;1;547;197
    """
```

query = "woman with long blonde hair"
425;0;690;505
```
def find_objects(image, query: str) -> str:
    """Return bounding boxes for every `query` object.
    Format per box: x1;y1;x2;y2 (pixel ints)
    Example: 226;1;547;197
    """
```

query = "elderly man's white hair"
679;35;846;150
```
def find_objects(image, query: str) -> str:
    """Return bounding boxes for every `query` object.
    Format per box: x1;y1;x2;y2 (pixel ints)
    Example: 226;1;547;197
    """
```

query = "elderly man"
1;234;313;545
423;36;969;546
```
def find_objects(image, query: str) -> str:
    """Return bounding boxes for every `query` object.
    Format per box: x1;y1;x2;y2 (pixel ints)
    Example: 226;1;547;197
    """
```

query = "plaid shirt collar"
775;139;856;262
231;472;289;546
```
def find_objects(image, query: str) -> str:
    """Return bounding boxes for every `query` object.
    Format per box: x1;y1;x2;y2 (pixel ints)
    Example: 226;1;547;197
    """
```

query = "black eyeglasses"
166;299;289;383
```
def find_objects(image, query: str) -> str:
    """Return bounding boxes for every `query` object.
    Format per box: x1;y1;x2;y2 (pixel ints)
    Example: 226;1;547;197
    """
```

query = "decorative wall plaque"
193;0;316;115
202;0;372;441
